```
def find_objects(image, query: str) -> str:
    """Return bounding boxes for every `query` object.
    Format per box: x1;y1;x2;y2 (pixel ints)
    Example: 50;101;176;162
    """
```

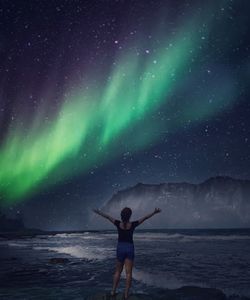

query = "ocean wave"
7;242;27;247
135;233;183;241
181;235;250;241
130;268;204;289
134;232;250;242
33;245;113;260
79;235;106;240
54;233;83;238
131;270;249;300
52;232;109;241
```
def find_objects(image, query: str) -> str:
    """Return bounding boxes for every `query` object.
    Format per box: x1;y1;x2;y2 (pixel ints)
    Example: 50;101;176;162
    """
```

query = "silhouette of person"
93;206;161;299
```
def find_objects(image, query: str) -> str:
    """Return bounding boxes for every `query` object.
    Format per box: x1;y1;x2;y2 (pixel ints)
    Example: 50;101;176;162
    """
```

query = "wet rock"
49;257;70;264
88;286;227;300
87;293;152;300
163;286;227;300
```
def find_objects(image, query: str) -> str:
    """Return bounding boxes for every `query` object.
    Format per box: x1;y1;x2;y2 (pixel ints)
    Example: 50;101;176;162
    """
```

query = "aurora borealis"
0;17;202;202
0;0;250;229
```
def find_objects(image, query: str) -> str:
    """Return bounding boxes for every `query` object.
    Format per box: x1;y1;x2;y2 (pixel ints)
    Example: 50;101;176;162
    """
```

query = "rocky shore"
88;286;229;300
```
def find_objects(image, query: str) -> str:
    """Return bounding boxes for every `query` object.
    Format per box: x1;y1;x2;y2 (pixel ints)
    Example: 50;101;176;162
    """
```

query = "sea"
0;228;250;299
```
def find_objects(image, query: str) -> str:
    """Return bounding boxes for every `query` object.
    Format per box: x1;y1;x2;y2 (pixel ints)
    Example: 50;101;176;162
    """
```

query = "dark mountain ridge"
103;176;250;228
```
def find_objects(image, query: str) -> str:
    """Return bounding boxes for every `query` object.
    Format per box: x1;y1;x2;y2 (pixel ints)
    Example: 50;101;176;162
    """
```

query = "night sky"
0;0;249;230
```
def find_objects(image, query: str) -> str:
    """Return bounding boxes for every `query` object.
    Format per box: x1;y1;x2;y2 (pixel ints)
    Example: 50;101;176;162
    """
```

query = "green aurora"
0;11;237;205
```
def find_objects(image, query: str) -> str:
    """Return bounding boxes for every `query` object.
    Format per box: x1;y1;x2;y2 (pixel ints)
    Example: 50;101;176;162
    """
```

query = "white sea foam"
7;242;27;247
135;233;183;241
54;233;83;238
79;235;106;240
130;268;185;289
134;232;250;242
181;234;250;241
130;268;207;290
33;245;113;261
52;232;109;241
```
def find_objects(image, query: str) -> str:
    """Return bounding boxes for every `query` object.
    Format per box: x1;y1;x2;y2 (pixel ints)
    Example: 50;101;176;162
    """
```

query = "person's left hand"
154;207;161;214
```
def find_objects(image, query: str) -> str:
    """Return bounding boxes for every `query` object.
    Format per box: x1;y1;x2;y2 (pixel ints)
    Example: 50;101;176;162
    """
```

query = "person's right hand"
92;208;101;214
154;207;161;214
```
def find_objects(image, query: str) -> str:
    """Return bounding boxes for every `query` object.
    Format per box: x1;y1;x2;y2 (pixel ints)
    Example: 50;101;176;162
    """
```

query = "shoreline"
0;230;249;300
1;227;250;239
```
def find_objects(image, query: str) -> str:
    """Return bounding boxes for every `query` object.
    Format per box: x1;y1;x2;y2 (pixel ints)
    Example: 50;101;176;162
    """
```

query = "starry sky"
0;0;250;230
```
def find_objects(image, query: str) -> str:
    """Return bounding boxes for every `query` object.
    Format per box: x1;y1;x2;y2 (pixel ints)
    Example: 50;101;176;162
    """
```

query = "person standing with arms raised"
93;207;162;299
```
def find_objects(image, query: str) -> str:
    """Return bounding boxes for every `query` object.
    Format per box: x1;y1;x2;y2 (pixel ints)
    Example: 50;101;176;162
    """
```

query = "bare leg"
124;258;133;299
111;259;124;295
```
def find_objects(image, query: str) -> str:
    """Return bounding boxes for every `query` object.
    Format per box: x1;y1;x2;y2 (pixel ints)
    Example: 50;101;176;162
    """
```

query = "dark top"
114;219;139;244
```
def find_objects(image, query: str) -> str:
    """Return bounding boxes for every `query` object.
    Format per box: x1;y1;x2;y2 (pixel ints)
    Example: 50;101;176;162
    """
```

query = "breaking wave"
130;268;207;290
135;232;250;242
33;245;113;261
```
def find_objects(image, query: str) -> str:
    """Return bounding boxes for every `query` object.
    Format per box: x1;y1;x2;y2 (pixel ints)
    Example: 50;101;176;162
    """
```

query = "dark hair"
121;207;132;227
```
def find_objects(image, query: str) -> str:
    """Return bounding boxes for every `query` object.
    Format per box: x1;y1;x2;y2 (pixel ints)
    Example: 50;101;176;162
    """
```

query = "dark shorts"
116;242;135;263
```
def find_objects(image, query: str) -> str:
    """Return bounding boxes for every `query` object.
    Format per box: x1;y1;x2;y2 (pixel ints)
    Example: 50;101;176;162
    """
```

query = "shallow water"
1;229;250;299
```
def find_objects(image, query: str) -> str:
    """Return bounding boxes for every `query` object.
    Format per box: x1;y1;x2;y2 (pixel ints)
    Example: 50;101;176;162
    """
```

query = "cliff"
102;176;250;228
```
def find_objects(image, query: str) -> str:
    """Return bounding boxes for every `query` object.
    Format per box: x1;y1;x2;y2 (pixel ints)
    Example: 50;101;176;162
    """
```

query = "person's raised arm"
92;208;116;224
138;207;161;225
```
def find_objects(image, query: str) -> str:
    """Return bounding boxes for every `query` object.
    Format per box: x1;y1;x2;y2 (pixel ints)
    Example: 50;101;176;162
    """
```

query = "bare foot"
110;290;116;297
